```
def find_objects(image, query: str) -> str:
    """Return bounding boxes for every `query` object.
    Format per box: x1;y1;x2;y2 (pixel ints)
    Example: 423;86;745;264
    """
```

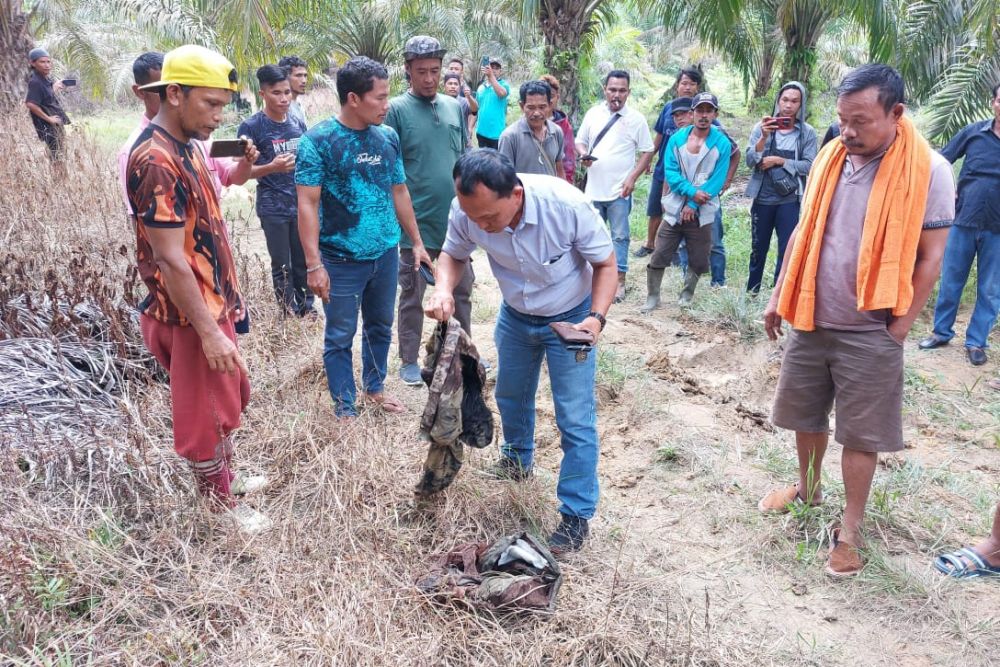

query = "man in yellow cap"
124;45;268;533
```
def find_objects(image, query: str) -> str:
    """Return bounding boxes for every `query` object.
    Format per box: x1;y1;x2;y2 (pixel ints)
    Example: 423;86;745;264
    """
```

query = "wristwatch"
588;311;606;330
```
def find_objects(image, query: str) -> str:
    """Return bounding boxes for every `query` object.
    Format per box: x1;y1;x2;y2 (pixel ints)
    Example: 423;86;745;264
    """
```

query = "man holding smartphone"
239;64;313;317
576;70;654;302
475;58;510;149
744;81;818;293
425;149;616;554
24;47;71;171
118;52;256;213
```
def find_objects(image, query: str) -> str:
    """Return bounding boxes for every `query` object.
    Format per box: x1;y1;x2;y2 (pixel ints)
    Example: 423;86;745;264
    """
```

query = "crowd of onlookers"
24;38;1000;576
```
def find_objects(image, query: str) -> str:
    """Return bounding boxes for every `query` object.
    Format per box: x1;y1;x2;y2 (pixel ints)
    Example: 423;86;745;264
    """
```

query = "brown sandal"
825;528;863;577
757;483;823;513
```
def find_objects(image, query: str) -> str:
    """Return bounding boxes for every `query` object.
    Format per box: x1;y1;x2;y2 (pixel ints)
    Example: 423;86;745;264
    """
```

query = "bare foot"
971;538;1000;568
364;392;406;414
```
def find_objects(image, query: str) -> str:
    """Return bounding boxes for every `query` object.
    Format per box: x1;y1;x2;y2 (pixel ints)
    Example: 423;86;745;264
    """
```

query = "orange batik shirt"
125;124;242;326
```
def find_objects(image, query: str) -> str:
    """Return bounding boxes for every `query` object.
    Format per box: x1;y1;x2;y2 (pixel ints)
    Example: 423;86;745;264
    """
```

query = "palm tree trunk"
0;0;34;109
777;0;832;85
752;40;778;99
538;0;593;123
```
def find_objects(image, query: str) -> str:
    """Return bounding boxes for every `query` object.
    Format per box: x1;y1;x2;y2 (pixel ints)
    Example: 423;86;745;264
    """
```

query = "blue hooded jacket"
661;125;731;226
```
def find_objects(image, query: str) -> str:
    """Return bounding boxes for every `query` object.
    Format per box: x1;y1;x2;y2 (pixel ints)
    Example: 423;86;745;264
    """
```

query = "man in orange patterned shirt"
125;45;268;532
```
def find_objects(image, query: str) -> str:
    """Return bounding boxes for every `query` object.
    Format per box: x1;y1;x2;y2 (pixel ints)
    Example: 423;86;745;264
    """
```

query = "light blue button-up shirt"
442;173;613;316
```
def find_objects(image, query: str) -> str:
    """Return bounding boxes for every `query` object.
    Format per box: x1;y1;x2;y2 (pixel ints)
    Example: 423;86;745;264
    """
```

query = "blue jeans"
322;248;398;417
494;298;600;519
677;208;726;285
593;197;632;274
931;225;1000;349
747;200;800;293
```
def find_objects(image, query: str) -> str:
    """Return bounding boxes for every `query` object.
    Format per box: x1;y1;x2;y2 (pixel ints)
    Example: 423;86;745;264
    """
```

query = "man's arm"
694;135;735;202
781;126;816;178
622;151;653;197
297;184;328;303
25;101;61;125
573;252;617;342
425;251;465;322
662;135;697;202
887;227;949;342
497;131;517;164
723;143;740;192
464;86;479;114
647;133;663;174
490;74;508;99
391;184;432;270
939;124;970;164
250;154;294;179
209;137;259;187
144;226;247;374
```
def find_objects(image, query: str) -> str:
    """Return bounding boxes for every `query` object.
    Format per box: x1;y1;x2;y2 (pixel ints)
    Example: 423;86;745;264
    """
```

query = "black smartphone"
418;263;436;286
579;154;598;162
61;78;78;87
209;139;248;158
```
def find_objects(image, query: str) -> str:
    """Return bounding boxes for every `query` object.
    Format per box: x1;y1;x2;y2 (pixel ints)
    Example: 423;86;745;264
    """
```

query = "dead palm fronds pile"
0;116;752;666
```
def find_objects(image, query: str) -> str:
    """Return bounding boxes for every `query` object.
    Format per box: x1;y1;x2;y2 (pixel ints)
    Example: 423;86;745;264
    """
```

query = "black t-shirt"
237;111;306;219
25;72;70;139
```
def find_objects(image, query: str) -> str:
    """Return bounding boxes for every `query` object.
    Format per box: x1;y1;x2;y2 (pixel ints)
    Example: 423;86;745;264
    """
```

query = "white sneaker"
228;503;272;534
231;472;269;496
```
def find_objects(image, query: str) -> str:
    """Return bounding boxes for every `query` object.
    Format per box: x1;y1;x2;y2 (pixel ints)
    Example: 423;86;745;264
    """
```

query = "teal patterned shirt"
295;118;406;261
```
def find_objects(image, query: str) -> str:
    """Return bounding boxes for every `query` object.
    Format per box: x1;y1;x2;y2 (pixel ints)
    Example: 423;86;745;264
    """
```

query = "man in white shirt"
576;70;654;302
425;149;617;553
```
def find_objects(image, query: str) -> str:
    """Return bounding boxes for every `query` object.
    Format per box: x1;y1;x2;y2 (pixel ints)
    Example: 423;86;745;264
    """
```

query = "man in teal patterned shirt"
296;56;432;418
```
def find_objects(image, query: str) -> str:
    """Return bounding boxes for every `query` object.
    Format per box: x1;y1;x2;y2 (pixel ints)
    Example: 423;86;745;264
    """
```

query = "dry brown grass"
0;117;751;665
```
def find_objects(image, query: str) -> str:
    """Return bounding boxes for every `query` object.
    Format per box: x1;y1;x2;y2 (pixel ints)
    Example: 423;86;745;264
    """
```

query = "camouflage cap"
403;35;447;62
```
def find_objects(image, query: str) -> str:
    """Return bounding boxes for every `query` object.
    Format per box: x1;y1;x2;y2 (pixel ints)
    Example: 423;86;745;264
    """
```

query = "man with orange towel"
757;64;955;577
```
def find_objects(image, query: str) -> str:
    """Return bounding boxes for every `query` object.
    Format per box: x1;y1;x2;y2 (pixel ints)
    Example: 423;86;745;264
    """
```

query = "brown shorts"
772;326;904;452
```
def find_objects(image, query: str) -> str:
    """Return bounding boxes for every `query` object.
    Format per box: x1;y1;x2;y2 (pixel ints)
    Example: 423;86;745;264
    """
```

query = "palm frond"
922;46;1000;142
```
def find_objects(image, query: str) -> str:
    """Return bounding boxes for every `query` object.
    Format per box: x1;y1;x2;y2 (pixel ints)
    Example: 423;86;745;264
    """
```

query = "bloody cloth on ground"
415;532;563;613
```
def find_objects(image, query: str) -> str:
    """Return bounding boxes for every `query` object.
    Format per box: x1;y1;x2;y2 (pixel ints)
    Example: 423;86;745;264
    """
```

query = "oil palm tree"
662;0;895;100
897;0;1000;141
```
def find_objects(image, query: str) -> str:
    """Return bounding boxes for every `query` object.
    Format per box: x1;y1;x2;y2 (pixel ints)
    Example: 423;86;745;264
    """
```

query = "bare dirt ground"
2;134;997;665
230;193;1000;666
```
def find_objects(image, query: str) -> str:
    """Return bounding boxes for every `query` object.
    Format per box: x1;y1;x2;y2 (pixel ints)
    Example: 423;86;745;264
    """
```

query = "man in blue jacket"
642;93;731;310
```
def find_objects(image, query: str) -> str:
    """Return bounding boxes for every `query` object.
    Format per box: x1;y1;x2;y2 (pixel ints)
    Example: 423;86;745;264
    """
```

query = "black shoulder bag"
764;131;799;197
579;112;621;191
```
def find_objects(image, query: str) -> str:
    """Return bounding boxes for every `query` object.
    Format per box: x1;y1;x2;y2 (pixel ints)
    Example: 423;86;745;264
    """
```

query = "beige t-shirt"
812;149;955;331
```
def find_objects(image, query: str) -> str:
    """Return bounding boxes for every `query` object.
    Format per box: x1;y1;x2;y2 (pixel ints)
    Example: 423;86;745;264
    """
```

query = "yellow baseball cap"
138;44;238;92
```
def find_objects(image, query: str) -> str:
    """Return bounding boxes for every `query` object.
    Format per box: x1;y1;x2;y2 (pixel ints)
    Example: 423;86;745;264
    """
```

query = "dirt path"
227;200;1000;666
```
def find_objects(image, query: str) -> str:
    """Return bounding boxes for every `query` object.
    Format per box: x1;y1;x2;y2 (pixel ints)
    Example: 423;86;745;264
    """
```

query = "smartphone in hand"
209;139;248;158
61;78;78;87
418;263;436;286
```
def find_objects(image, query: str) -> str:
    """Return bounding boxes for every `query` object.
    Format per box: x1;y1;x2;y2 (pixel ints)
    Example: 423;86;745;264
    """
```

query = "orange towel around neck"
776;115;932;331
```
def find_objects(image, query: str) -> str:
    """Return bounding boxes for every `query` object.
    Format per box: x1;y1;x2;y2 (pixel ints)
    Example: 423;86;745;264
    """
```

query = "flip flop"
363;392;406;414
934;547;1000;579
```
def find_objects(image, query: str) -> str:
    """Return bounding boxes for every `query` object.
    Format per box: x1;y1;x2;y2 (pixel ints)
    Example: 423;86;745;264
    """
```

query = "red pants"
141;314;251;463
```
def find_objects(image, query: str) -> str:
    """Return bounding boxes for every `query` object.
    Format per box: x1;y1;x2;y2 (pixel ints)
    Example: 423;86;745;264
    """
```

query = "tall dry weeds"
0;116;754;666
